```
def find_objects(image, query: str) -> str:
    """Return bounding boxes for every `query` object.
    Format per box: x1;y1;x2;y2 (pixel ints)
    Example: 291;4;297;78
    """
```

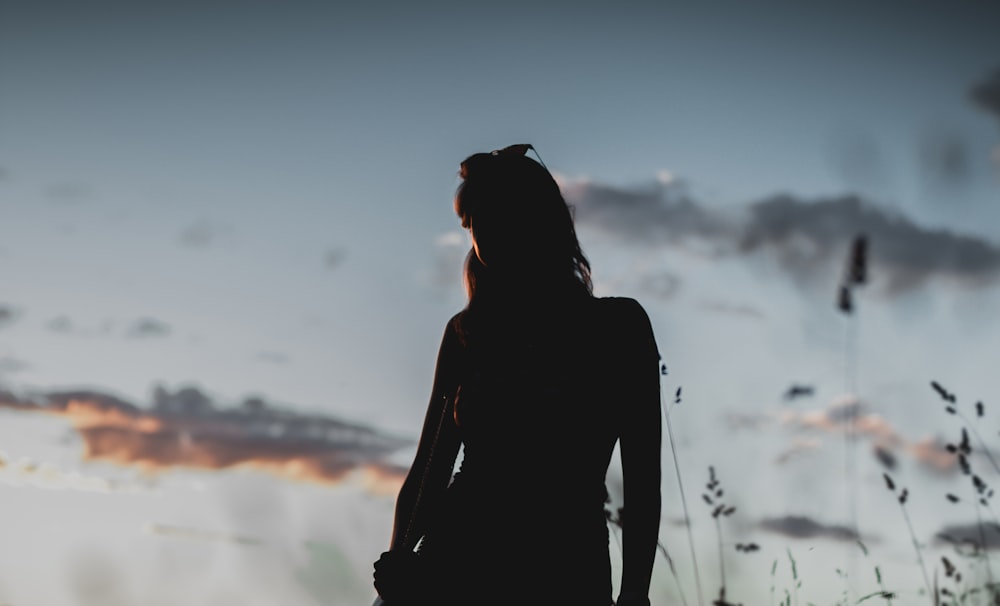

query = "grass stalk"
661;382;705;606
900;498;934;604
715;516;726;593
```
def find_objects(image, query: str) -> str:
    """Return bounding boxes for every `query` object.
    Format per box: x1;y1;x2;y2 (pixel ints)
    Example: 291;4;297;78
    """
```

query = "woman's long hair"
453;146;593;342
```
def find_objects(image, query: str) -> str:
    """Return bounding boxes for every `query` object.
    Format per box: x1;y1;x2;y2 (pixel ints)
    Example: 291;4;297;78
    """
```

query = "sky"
2;1;1000;604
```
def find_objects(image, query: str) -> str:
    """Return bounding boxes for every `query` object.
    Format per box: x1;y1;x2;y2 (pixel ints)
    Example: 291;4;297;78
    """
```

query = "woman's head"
454;145;592;305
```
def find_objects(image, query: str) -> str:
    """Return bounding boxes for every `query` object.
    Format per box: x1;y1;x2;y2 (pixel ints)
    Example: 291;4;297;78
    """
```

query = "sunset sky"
2;1;1000;604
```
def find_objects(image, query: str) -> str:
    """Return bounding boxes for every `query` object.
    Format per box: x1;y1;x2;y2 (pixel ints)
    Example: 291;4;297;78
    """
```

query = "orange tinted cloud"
0;386;411;489
779;395;960;474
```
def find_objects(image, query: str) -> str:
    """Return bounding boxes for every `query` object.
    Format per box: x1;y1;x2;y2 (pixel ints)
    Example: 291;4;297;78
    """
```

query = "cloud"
143;523;264;546
936;521;1000;551
324;247;348;270
48;315;74;333
904;436;961;474
636;272;681;300
68;548;128;606
0;304;18;328
564;178;733;248
126;317;171;338
255;351;290;364
562;179;1000;295
782;396;899;444
698;300;765;320
741;195;1000;294
778;396;961;475
774;438;822;465
971;68;1000;172
0;453;152;493
419;231;469;295
724;412;773;432
43;315;170;338
178;220;230;248
919;129;972;187
971;67;1000;121
44;182;93;202
759;514;859;541
0;385;412;489
0;355;31;374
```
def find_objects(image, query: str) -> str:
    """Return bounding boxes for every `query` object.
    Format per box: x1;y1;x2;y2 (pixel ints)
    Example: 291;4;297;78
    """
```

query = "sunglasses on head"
460;144;548;179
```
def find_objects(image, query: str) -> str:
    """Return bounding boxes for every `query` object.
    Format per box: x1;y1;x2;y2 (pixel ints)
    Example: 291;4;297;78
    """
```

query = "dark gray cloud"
564;180;1000;295
126;317;170;338
255;351;290;364
178;222;214;247
0;384;411;487
0;355;31;374
178;220;230;248
919;129;972;186
937;521;1000;551
740;195;1000;293
0;304;18;328
698;300;764;320
324;247;348;270
724;412;773;432
971;67;1000;121
774;438;821;465
44;182;93;202
636;272;681;300
566;180;732;247
48;315;74;333
759;514;859;541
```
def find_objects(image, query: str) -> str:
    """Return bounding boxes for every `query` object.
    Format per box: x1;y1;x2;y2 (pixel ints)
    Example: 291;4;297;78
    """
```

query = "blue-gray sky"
2;1;1000;604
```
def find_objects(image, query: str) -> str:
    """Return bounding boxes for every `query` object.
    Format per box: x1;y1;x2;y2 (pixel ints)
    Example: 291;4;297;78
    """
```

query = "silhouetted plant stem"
933;567;940;606
787;548;799;606
856;540;894;606
657;539;691;606
662;383;704;606
934;382;999;602
715;516;726;592
840;241;864;603
900;496;934;604
770;559;777;606
883;473;932;603
974;493;996;596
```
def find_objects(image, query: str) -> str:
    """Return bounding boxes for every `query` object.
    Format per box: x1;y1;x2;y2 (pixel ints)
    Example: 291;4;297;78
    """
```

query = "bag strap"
400;386;459;551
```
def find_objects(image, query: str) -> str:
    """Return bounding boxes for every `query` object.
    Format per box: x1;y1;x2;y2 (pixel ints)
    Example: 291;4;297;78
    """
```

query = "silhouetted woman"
373;145;662;606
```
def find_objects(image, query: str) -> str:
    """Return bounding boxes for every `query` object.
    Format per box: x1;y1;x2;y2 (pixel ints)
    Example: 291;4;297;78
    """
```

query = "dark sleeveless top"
418;296;655;605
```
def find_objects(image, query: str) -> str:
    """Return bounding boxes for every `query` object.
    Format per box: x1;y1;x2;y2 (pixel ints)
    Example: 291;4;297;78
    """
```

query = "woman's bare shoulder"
440;310;466;341
590;296;659;354
591;296;652;325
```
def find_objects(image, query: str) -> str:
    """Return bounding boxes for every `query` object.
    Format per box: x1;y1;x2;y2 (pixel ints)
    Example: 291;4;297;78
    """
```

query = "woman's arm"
615;298;663;604
388;315;464;552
